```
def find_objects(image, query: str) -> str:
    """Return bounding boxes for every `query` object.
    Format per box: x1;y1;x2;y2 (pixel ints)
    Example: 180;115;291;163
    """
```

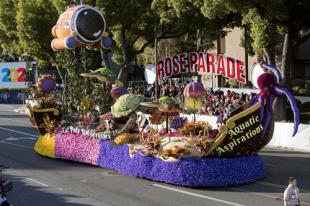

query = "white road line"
231;188;310;206
0;126;37;137
2;137;36;141
152;184;246;206
256;181;310;193
0;141;32;149
0;117;29;124
231;188;280;199
26;177;49;187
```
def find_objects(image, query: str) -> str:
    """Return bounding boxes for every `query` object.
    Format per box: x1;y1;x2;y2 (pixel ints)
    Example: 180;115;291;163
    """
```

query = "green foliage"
242;9;278;59
0;0;20;55
56;49;112;114
50;0;71;14
226;78;238;88
291;79;310;96
16;0;58;67
185;97;203;113
158;96;177;105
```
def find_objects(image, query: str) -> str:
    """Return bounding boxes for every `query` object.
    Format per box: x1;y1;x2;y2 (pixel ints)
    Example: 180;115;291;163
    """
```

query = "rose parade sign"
157;52;246;83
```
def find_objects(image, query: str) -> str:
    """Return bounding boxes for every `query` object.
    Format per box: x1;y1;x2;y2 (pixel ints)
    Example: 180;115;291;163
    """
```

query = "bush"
291;79;310;96
300;102;310;112
226;78;238;88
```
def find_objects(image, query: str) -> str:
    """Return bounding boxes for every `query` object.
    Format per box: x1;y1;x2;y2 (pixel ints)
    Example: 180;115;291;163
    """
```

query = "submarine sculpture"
51;4;112;50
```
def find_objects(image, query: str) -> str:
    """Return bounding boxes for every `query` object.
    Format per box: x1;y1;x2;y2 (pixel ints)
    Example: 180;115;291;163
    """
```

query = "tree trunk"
264;47;276;66
281;32;292;87
273;30;294;122
117;26;131;86
100;48;110;69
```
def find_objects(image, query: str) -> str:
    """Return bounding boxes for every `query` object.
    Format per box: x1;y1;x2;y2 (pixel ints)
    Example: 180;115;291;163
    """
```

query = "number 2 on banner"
1;68;10;82
17;68;26;82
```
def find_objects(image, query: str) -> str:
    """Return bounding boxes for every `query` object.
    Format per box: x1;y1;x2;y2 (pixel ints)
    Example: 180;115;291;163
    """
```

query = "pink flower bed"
55;131;100;165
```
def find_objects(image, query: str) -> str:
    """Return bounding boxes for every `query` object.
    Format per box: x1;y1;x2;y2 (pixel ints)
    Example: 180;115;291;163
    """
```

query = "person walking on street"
284;177;301;206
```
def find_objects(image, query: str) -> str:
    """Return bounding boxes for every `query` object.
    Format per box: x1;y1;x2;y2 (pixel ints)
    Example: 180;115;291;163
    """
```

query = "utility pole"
244;27;249;85
154;13;159;99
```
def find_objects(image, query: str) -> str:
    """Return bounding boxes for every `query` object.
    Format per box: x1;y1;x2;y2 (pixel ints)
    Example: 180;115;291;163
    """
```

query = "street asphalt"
0;104;309;206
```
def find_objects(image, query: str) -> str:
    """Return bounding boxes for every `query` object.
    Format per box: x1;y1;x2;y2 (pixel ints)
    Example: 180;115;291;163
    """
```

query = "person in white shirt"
284;177;301;206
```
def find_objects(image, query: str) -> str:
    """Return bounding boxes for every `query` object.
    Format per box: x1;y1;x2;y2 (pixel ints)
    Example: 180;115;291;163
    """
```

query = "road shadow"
5;175;92;206
260;149;310;155
0;114;27;119
0;125;38;136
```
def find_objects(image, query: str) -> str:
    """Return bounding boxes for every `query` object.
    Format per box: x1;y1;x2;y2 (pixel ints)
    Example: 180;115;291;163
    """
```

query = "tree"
198;0;310;121
97;0;205;84
16;0;58;67
0;0;20;59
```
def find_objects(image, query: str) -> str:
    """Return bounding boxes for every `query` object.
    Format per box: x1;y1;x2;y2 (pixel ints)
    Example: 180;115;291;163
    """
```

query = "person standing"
284;177;301;206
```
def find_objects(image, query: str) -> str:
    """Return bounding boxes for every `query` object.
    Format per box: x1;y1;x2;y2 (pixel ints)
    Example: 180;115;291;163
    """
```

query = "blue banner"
0;91;25;104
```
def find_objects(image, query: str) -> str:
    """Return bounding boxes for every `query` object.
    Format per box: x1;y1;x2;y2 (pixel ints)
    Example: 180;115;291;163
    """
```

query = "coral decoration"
37;75;56;93
183;82;206;98
100;113;113;121
179;121;211;136
111;86;128;101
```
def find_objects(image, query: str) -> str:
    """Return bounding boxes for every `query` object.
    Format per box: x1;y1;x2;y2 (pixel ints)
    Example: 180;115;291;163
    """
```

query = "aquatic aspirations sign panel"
157;52;246;84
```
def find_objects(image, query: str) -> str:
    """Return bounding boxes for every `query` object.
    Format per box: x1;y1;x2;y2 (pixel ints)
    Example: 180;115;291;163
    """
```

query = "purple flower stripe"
54;131;266;187
98;140;266;187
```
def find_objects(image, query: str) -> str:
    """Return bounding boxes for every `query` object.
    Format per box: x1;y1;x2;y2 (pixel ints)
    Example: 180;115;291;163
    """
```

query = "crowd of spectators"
127;81;255;121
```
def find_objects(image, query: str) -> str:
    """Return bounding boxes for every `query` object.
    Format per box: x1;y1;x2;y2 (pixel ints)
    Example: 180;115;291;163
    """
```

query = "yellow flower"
114;133;136;145
34;134;55;158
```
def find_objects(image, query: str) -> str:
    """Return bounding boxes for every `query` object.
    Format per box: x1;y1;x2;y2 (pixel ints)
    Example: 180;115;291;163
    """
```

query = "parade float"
25;3;300;187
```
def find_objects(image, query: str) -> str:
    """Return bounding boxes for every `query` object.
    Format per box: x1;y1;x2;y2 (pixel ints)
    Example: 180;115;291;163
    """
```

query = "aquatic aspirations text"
157;52;246;83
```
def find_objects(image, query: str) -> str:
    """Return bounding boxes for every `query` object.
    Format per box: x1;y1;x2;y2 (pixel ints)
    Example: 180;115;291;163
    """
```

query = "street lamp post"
154;14;159;99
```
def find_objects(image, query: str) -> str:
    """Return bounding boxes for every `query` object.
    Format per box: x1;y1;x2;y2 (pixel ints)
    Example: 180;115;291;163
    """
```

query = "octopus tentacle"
259;98;265;124
248;94;259;107
262;64;283;83
274;86;300;136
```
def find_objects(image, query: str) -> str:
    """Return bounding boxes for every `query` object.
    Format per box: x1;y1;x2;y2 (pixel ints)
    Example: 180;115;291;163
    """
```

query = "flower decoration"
158;96;178;106
37;75;56;93
179;121;211;136
183;82;206;98
78;112;95;128
114;133;136;145
35;130;266;187
55;131;100;165
34;133;55;158
80;96;95;112
183;82;206;121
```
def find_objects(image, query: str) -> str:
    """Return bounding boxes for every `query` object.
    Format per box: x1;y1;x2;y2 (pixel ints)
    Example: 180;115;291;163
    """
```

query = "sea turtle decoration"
111;94;161;134
81;67;123;85
111;94;144;118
